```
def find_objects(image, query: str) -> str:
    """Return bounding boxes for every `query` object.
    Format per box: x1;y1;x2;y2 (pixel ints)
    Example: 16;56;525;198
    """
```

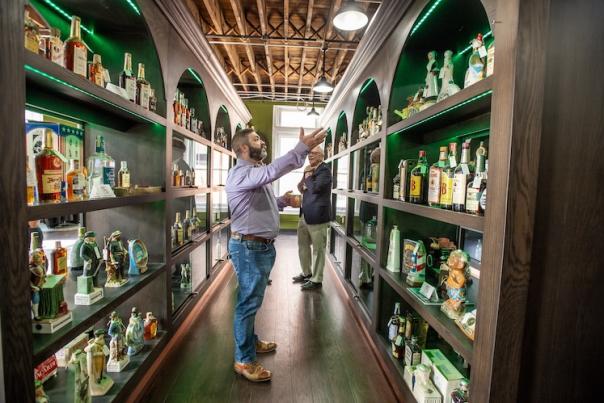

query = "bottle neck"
175;213;181;223
70;17;81;40
123;53;132;73
44;130;54;150
460;148;470;164
30;234;40;250
137;64;145;81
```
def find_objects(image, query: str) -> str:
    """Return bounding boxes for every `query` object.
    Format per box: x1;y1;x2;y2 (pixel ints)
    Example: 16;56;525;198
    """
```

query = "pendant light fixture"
333;2;368;31
313;48;334;94
307;98;320;116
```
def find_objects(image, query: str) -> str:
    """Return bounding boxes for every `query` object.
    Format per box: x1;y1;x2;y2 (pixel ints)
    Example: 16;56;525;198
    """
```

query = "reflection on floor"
145;233;398;403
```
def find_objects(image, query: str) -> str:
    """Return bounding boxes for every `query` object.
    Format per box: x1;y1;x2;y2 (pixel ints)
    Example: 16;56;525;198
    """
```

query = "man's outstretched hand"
299;127;327;150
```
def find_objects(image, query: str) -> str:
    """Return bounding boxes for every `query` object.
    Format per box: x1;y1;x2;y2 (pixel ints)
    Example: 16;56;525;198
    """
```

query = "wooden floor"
146;233;398;403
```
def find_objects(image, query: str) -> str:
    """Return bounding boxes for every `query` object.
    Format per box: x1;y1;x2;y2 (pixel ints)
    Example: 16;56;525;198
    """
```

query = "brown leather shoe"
234;361;272;382
256;340;277;353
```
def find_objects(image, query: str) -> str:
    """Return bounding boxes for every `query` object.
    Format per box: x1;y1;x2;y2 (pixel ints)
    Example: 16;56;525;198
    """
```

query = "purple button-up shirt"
226;142;309;239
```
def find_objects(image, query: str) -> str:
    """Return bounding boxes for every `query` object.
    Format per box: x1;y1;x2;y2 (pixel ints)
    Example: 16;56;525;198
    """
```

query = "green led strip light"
187;68;204;85
43;0;94;35
338;111;346;119
410;0;444;36
391;90;493;135
458;30;493;56
360;78;375;95
220;105;228;113
25;64;160;126
125;0;141;15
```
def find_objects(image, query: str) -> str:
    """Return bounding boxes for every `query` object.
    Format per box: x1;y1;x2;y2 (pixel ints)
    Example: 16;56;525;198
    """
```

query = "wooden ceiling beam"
202;0;248;91
297;0;314;96
309;0;342;98
284;0;289;98
256;0;275;96
228;0;263;93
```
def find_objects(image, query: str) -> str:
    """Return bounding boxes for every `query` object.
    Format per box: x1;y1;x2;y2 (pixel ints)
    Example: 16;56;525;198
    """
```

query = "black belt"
231;232;275;244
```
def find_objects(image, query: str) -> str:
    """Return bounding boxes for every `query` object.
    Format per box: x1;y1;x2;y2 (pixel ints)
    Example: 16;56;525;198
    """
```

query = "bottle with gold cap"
136;63;150;109
35;129;64;203
88;54;105;87
64;16;87;77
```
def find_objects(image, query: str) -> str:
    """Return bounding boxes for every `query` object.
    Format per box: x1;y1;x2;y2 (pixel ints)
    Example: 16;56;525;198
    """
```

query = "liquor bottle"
191;207;200;234
479;160;488;214
119;52;137;102
404;311;414;340
35;129;63;203
173;212;184;246
136;63;150;109
451;379;470;403
87;135;116;192
387;302;402;342
26;155;37;205
404;336;422;367
173;90;180;125
428;146;448;207
398;159;416;202
178;170;184;187
190;108;198;133
118;161;130;188
409;151;428;204
66;159;85;201
44;27;64;66
366;165;372;192
191;169;196;187
149;88;157;112
486;41;495;77
170;222;177;250
453;142;472;212
183;210;192;242
64;16;88;77
371;161;380;193
172;164;179;187
392;319;406;360
88;54;105;87
68;227;86;273
466;141;487;215
144;312;158;340
52;241;67;275
184;99;191;130
440;142;457;210
184;170;192;187
24;10;41;54
392;172;401;200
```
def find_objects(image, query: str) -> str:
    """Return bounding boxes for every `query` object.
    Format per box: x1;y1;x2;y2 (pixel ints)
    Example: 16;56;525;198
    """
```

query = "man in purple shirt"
227;127;326;382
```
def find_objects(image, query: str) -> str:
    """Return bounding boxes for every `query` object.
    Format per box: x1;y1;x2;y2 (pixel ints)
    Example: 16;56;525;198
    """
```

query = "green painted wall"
245;100;277;162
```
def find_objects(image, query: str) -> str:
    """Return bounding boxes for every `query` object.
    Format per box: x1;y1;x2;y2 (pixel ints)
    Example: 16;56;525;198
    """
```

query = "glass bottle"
183;210;192;242
44;27;64;66
88;54;104;87
365;164;372;192
451;379;470;403
486;40;495;77
87;135;116;193
118;161;130;188
149;88;157;112
363;216;377;250
428;146;448;207
136;63;150;109
173;212;184;246
52;241;67;275
453;141;473;212
479;160;488;214
466;141;487;215
190;108;198;133
173;90;181;125
392;318;406;360
144;312;158;340
371;160;380;193
404;311;414;340
26;155;37;205
35;129;63;203
440;142;457;210
24;10;41;54
409;150;428;204
119;52;137;102
191;207;200;235
64;16;87;77
404;335;421;367
66;159;85;201
178;169;184;187
392;172;401;200
387;302;402;342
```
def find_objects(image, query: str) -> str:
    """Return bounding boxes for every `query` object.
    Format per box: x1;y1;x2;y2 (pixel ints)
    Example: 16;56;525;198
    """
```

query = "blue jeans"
229;238;276;364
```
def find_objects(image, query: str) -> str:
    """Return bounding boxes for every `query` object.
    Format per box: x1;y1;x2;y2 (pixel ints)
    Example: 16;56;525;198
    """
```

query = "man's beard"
249;144;267;161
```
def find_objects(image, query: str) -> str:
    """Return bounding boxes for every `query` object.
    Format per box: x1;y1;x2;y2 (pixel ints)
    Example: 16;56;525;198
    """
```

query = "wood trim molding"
154;0;252;123
319;0;411;126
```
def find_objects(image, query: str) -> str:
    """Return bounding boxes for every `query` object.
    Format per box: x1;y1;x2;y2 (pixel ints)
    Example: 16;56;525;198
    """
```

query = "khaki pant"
297;217;328;283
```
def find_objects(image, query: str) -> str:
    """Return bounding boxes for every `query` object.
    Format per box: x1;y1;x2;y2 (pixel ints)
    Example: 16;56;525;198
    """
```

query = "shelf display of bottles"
214;127;227;148
172;164;197;188
173;89;205;135
358;106;383;142
358;145;381;193
171;208;203;250
395;141;488;216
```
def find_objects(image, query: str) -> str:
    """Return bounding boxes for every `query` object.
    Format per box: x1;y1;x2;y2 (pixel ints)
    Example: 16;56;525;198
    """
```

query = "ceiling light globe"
313;77;334;94
333;6;368;31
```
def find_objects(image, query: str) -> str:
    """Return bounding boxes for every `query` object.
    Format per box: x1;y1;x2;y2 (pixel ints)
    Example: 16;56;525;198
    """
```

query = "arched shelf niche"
387;0;493;126
335;112;349;154
324;128;333;159
28;0;167;117
214;105;232;150
351;78;382;146
173;68;212;139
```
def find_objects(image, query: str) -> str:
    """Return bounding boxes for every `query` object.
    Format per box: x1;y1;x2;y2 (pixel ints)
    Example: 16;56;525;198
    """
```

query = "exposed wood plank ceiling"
186;0;380;102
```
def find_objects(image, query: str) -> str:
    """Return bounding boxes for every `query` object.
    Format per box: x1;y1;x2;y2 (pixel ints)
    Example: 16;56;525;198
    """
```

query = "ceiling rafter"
284;0;290;98
297;0;315;96
228;0;263;93
309;0;342;99
256;0;276;96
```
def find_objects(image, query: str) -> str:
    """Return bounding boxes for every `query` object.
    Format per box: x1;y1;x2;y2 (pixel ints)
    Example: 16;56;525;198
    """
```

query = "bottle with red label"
64;16;87;77
35;129;64;203
409;150;428;204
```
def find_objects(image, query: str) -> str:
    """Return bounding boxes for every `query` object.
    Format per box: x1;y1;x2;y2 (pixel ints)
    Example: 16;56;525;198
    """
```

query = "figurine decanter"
84;329;113;396
424;50;440;99
35;380;49;403
338;135;348;153
464;33;486;88
125;307;144;355
30;249;46;320
106;311;129;372
68;227;87;279
80;231;102;291
180;263;191;289
105;230;128;287
438;50;460;101
441;249;470;319
144;312;158;340
68;349;91;403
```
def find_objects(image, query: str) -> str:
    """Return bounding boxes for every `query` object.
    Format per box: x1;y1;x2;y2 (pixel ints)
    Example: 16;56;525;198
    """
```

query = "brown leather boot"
256;340;277;353
234;361;272;382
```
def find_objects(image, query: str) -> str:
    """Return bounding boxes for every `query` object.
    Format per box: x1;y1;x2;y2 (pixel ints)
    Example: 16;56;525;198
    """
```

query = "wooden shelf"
333;189;381;204
346;236;378;268
382;198;484;232
172;125;213;147
330;222;346;237
387;76;493;137
44;331;168;403
346;131;384;154
171;231;211;261
24;52;167;126
169;187;212;199
375;336;418;403
32;263;166;366
27;192;166;220
379;268;474;363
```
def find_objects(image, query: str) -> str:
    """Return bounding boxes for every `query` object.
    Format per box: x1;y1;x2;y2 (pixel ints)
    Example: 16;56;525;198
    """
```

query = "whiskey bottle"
428;146;448;207
392;172;401;200
44;27;64;66
88;54;105;87
453;142;472;212
149;88;157;112
398;159;416;202
173;90;180;125
24;10;41;54
451;379;470;403
35;129;63;203
172;164;180;187
26;155;37;205
479;160;488;214
409;151;428;204
64;16;87;77
66;159;85;201
404;336;422;367
173;212;184;246
404;311;414;340
119;53;137;102
118;161;130;188
190;108;198;134
440;142;457;210
392;320;406;360
136;63;150;109
87;135;116;192
191;207;200;235
387;302;402;342
466;141;487;215
52;241;67;275
183;210;193;241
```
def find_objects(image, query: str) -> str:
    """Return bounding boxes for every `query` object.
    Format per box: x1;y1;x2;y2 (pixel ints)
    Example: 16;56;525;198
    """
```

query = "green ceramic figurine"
78;231;102;294
105;231;128;287
68;227;87;279
107;311;129;372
